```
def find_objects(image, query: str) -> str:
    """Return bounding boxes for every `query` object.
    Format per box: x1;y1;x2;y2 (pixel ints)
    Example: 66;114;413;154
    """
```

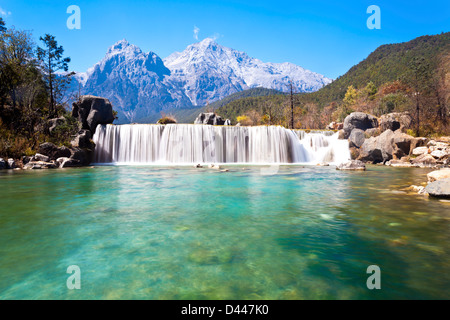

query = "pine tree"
0;17;6;33
37;34;73;118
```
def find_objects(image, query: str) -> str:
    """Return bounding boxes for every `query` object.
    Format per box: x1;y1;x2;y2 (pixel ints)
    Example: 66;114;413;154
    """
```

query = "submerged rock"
336;160;366;171
425;178;450;198
386;160;413;167
408;185;427;195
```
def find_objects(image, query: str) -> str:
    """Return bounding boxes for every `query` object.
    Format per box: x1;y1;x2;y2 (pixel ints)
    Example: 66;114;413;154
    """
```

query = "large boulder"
70;148;93;166
359;130;416;163
34;153;50;162
23;161;58;170
343;112;378;138
7;158;16;169
326;122;343;130
194;113;231;126
425;178;450;198
392;132;414;159
379;112;413;132
56;157;82;168
71;129;95;149
38;142;72;160
0;158;7;169
427;169;450;183
411;153;437;166
336;160;366;171
72;95;115;133
348;129;365;148
412;147;429;156
359;129;395;163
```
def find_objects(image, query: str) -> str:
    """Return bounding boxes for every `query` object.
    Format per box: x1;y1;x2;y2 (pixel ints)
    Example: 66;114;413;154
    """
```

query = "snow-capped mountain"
75;38;332;123
164;38;332;105
78;40;190;123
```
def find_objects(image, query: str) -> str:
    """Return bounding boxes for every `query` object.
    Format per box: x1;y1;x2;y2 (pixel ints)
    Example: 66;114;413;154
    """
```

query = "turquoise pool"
0;165;449;299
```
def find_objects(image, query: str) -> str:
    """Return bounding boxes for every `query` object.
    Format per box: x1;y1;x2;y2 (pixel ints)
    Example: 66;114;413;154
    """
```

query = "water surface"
0;165;449;299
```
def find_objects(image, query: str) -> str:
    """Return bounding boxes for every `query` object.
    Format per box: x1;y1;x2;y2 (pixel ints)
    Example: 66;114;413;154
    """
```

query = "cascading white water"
93;124;350;164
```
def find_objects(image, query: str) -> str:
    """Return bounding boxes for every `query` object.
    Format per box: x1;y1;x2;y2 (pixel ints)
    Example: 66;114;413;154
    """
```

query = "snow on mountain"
74;38;332;123
163;38;332;105
79;39;190;123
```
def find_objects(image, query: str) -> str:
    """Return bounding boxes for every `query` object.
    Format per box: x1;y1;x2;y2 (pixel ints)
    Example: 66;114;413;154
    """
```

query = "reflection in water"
0;165;449;299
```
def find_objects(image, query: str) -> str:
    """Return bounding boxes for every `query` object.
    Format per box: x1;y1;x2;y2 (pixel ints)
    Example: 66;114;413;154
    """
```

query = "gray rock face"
71;130;94;149
364;128;380;138
194;113;231;126
47;117;67;134
7;158;15;169
379;112;412;132
425;178;450;198
358;130;416;164
343;112;378;138
34;153;50;162
359;130;395;163
427;169;450;183
23;161;58;170
56;157;82;168
392;132;414;159
38;142;72;160
0;158;6;169
336;160;366;170
72;95;115;133
411;153;437;166
349;129;365;148
70;148;93;166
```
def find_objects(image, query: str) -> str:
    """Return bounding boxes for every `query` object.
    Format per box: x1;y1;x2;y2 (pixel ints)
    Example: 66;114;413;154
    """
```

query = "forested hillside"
216;32;450;135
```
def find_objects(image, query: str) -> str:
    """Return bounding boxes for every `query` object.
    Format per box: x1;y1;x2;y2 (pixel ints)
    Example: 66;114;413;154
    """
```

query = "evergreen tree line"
216;32;450;136
0;18;77;158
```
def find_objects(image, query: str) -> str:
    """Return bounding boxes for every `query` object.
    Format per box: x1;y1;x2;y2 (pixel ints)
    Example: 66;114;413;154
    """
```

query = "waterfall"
93;124;350;165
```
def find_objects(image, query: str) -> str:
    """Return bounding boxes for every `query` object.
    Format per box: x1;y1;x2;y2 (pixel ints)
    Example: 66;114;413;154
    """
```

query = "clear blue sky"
1;0;449;79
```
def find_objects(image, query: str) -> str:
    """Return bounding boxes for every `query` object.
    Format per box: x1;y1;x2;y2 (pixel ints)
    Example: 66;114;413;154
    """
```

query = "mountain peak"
192;37;219;51
107;39;141;56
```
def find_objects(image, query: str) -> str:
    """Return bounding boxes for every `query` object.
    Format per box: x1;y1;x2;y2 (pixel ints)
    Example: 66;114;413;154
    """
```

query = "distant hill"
216;32;450;122
164;88;284;123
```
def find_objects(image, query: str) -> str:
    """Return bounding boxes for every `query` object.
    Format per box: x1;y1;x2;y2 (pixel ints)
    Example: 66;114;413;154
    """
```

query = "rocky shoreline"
334;111;450;198
1;104;449;198
0;95;115;171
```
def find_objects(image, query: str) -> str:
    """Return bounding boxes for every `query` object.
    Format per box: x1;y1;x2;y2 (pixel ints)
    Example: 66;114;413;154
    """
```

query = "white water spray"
93;124;350;165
